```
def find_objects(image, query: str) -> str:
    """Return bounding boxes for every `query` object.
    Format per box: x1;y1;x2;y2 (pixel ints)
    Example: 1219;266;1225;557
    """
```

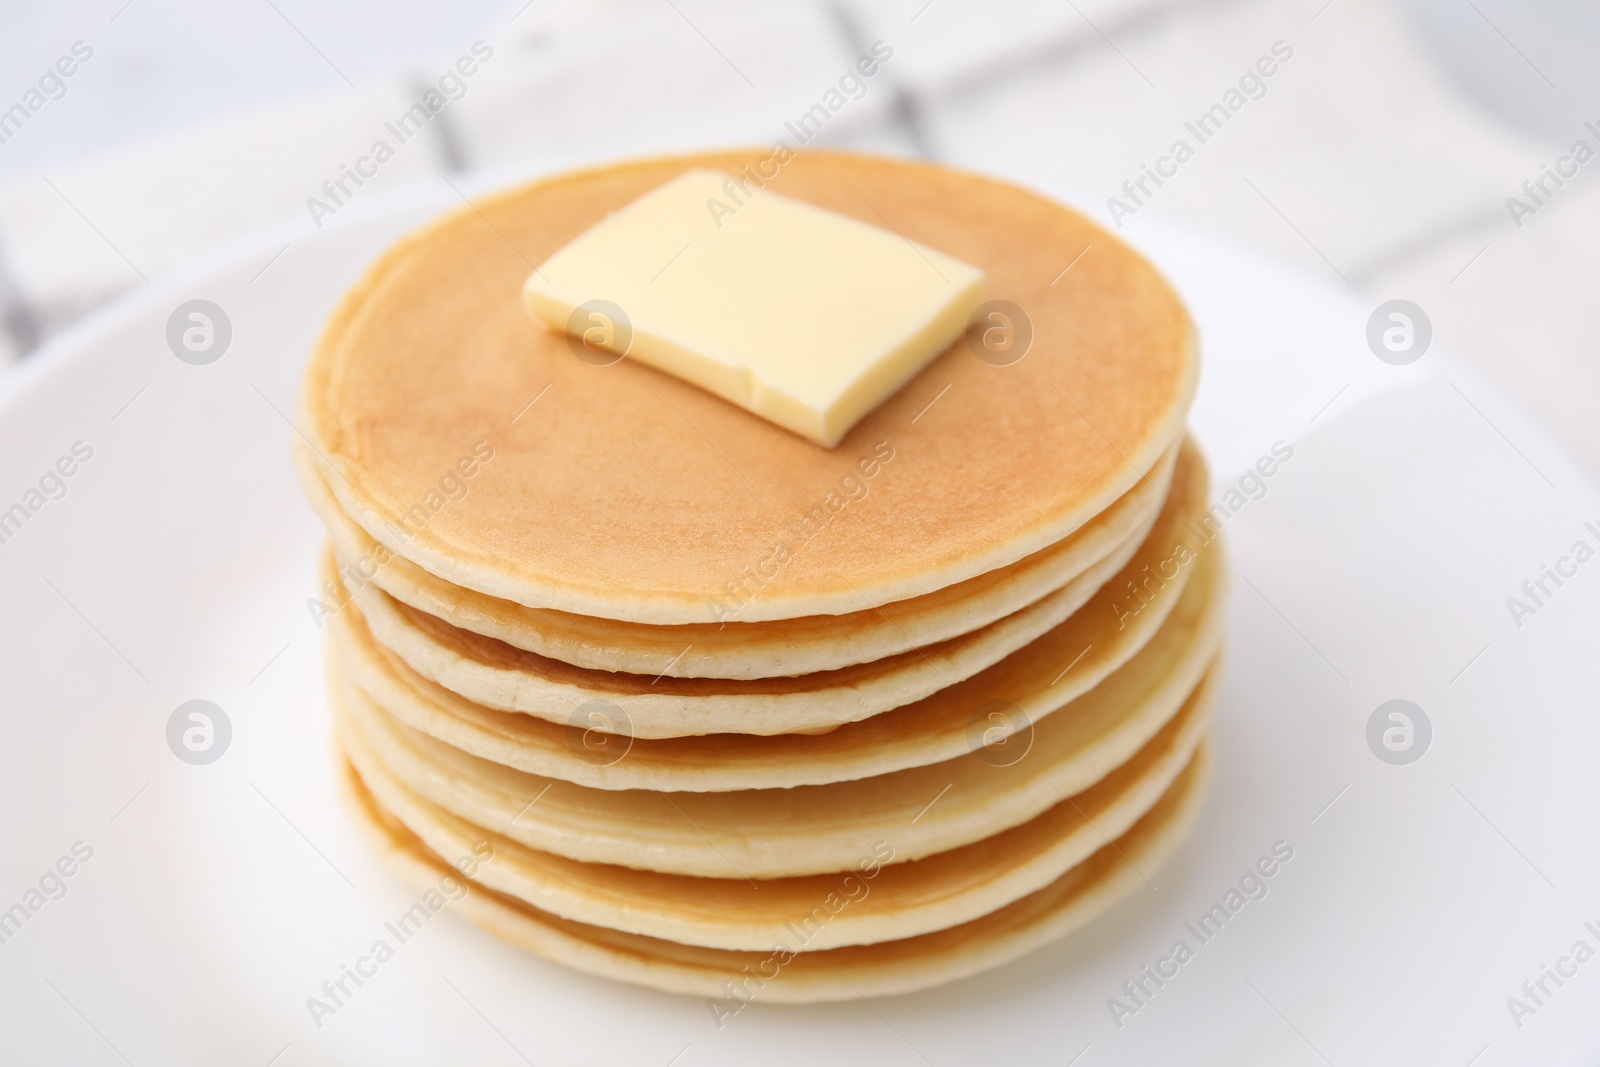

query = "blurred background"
1;0;1596;469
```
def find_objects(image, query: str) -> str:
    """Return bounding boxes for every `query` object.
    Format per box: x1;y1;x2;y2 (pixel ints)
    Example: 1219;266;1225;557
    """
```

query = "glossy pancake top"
300;151;1197;623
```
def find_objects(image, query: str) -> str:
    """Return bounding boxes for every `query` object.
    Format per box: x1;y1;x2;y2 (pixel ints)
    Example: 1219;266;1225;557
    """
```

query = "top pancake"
299;151;1197;624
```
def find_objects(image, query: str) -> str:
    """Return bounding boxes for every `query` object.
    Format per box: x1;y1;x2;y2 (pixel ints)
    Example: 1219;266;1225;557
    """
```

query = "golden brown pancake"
323;439;1209;738
297;440;1179;679
335;687;1210;950
335;738;1212;1002
328;532;1223;791
298;150;1197;624
327;638;1221;878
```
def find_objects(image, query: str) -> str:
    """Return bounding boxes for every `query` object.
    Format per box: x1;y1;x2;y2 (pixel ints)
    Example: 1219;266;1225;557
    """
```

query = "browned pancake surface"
301;151;1196;622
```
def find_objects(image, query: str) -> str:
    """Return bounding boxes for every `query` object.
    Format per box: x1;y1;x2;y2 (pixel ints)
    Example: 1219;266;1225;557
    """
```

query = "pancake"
336;737;1212;1002
297;150;1197;624
325;438;1208;738
296;439;1179;679
327;634;1222;878
329;529;1224;791
336;685;1210;951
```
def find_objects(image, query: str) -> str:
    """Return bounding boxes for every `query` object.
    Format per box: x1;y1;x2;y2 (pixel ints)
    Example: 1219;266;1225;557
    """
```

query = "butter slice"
523;169;985;447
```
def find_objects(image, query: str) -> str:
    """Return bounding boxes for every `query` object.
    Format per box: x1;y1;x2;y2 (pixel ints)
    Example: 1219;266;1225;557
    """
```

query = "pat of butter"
523;169;985;447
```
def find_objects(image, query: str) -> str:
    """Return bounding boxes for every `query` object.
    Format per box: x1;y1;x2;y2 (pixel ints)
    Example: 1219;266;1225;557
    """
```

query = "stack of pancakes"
294;152;1224;1003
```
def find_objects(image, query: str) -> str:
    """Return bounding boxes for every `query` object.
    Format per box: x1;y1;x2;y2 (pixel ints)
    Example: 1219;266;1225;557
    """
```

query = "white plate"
2;178;1598;1067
